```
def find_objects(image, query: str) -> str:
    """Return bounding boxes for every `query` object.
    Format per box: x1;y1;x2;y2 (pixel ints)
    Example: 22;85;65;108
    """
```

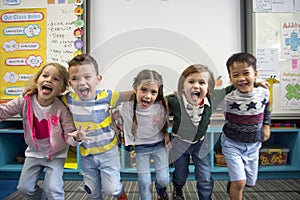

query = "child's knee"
231;180;246;191
103;184;123;197
138;175;151;187
157;176;170;187
17;183;31;194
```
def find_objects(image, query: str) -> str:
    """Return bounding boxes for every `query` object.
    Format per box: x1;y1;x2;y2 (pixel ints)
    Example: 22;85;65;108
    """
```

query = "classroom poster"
0;8;46;99
280;72;300;109
256;48;278;79
281;21;300;59
253;0;295;13
46;3;79;65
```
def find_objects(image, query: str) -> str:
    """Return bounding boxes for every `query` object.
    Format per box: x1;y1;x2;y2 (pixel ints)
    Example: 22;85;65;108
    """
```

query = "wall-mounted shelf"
1;120;300;181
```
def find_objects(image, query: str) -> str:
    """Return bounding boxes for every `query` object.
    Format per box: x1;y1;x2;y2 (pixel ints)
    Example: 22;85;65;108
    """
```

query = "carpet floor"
4;179;300;200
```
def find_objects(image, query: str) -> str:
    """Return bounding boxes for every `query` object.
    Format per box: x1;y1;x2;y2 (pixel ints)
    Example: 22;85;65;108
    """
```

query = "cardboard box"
214;152;227;167
259;143;289;166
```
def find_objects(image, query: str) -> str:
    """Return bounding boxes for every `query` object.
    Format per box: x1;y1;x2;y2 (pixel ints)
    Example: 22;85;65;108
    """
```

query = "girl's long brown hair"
131;69;168;140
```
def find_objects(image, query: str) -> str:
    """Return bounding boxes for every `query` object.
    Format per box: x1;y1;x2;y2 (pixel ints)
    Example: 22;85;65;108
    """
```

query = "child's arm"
256;81;270;89
110;106;125;144
60;102;92;145
262;93;271;142
164;131;172;150
0;97;24;120
120;91;134;102
262;124;270;142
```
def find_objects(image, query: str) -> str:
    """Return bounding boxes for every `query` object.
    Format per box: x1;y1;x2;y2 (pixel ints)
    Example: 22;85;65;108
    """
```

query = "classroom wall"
88;0;242;94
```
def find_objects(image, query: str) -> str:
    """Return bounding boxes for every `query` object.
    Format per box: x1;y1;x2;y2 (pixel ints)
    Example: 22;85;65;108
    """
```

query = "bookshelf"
1;120;300;180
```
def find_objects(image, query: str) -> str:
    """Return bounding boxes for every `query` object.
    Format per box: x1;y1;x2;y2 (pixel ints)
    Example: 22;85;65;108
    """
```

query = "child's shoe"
226;181;231;194
157;186;169;200
117;190;128;200
172;187;184;200
155;182;169;200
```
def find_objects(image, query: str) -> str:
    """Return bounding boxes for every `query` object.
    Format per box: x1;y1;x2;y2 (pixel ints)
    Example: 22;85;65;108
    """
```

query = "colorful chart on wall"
248;0;300;117
280;72;300;109
0;0;84;100
0;8;46;99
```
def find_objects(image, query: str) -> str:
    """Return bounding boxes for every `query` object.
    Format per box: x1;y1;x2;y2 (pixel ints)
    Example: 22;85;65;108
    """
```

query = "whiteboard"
87;0;242;95
246;1;300;118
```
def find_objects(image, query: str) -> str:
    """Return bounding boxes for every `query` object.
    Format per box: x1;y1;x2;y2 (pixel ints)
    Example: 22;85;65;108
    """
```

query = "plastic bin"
259;143;289;166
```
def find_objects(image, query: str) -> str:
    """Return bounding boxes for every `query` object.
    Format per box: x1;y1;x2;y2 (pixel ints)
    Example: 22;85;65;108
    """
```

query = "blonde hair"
131;69;168;140
22;63;68;96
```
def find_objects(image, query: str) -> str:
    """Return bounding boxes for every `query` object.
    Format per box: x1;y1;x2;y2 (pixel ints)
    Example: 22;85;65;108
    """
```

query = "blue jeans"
17;157;65;200
135;141;170;200
171;136;214;200
81;145;123;200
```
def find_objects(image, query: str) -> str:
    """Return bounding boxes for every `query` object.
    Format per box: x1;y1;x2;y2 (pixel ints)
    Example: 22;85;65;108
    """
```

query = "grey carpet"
4;179;300;200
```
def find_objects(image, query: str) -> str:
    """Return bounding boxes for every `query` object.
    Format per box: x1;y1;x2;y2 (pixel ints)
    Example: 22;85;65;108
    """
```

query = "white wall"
89;0;242;93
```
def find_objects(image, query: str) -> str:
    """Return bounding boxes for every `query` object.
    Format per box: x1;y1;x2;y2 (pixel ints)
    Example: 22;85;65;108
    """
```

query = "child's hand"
261;125;270;142
69;125;93;142
256;81;270;89
165;140;172;150
164;133;172;150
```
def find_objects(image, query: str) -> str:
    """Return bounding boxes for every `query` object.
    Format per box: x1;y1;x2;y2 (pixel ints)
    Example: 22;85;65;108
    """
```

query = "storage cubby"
0;119;81;180
259;129;300;173
0;120;25;171
207;127;300;179
1;119;300;180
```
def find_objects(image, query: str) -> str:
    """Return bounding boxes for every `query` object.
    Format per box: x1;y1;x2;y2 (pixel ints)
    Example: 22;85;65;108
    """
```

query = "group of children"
0;52;271;200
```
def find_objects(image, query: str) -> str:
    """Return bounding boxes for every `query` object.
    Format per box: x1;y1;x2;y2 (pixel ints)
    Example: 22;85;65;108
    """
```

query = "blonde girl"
0;63;88;200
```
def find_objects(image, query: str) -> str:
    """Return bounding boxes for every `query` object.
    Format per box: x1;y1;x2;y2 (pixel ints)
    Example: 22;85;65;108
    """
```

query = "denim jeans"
17;157;65;200
135;142;170;200
171;136;214;200
81;145;123;200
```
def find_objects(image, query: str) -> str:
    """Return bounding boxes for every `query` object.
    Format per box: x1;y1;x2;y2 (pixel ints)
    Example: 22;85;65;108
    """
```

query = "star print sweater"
223;87;271;143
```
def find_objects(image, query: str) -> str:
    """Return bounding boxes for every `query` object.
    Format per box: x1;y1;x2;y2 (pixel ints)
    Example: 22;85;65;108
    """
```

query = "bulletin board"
0;0;86;100
246;0;300;118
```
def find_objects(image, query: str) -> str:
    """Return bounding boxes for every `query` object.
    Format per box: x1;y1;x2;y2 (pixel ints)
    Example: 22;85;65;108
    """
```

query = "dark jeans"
171;137;214;200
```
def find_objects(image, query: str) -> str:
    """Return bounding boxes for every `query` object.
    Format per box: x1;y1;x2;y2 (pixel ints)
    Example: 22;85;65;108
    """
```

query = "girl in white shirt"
115;69;171;200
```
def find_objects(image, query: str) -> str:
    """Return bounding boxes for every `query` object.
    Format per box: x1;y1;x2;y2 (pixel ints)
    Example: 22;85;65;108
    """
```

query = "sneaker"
226;181;231;194
117;191;128;200
172;187;184;200
157;187;169;200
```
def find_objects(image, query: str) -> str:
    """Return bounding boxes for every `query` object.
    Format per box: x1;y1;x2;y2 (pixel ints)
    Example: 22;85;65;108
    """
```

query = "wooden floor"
4;179;300;200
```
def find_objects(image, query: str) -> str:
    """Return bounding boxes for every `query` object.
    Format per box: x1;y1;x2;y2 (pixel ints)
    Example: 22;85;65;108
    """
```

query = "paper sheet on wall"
253;0;295;13
46;4;77;66
256;48;278;79
280;71;300;109
281;21;300;59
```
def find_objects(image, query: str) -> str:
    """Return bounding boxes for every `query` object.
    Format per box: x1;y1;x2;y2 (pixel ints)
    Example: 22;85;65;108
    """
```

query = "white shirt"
119;101;166;146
